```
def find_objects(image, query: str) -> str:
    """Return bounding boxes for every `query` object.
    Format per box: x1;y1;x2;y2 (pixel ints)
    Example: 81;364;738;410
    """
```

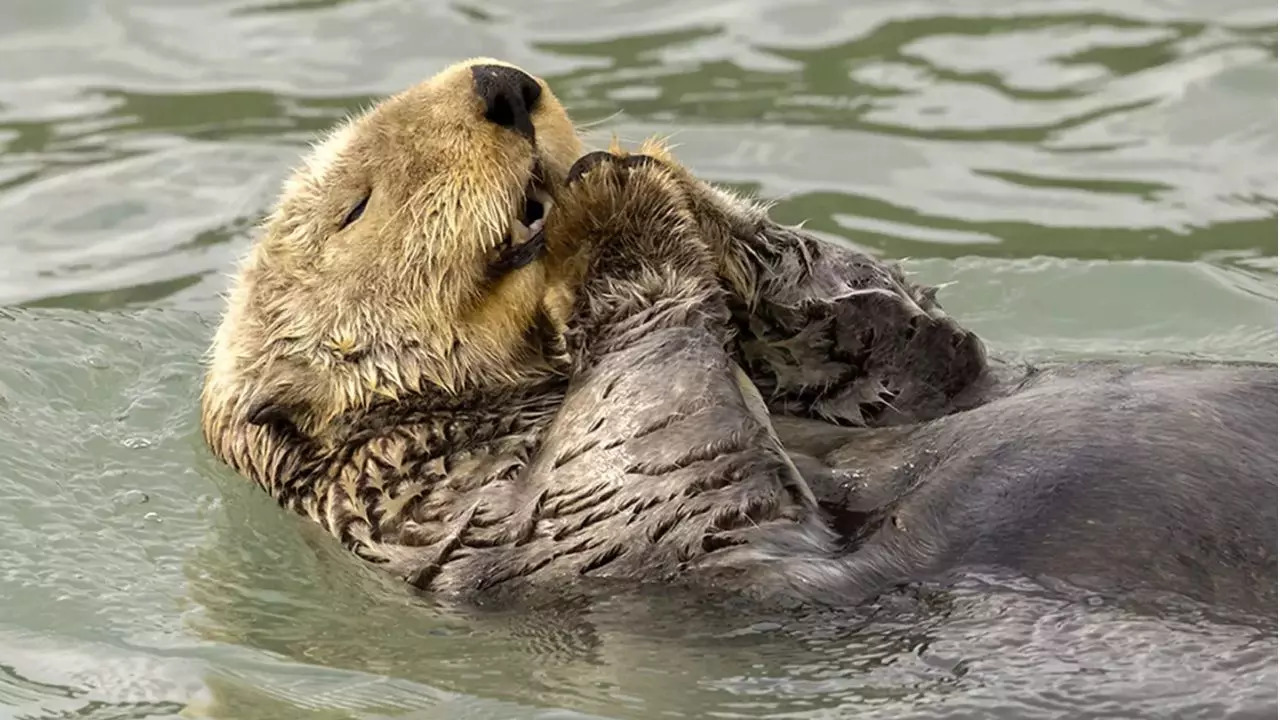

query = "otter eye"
340;193;370;230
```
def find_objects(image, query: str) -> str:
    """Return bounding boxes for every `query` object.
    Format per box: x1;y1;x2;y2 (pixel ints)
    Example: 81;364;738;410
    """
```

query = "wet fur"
644;145;1277;612
200;59;836;602
202;59;1277;613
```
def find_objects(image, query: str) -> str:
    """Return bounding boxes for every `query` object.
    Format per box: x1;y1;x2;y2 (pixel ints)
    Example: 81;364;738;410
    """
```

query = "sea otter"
200;58;1277;613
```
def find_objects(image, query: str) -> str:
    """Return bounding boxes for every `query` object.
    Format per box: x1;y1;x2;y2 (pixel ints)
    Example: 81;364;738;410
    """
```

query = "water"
0;1;1274;718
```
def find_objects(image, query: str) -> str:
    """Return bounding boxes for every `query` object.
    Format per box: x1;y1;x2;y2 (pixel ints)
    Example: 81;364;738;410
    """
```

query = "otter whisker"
575;109;623;132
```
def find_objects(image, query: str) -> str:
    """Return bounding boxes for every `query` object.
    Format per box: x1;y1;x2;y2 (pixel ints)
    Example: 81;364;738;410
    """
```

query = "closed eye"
340;193;370;230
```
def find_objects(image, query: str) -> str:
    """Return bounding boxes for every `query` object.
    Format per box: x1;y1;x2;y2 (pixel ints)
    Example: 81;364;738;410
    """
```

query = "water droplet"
113;489;149;506
113;490;141;505
122;437;152;449
194;494;222;518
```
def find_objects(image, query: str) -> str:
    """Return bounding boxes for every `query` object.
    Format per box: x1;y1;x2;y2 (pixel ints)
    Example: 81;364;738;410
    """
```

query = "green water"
0;1;1275;718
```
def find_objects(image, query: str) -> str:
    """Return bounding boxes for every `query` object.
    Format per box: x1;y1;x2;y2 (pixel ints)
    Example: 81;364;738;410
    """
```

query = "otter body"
780;362;1277;611
201;58;1277;615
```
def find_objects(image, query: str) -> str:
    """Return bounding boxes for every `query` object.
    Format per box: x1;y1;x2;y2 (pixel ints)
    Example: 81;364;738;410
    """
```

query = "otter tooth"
511;220;531;244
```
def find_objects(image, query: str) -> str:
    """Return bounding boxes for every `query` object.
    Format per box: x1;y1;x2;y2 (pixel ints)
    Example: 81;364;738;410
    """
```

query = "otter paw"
550;148;701;267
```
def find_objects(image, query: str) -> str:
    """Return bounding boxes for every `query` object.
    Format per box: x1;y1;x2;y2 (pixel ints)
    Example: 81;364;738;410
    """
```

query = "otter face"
203;58;583;437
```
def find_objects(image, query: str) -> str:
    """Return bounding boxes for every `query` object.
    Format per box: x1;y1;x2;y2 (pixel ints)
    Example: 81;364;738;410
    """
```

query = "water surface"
0;0;1275;718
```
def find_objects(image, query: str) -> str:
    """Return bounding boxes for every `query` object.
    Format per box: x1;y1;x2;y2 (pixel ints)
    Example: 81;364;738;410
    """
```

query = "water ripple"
0;0;1274;717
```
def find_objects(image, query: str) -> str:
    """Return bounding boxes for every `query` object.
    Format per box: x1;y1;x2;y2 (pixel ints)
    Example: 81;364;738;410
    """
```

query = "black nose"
471;64;542;142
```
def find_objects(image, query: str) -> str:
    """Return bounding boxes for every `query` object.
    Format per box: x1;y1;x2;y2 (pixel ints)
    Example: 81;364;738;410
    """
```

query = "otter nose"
471;64;542;142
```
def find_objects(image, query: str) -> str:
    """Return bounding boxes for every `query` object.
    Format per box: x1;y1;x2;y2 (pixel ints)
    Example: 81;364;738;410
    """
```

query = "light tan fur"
202;58;583;448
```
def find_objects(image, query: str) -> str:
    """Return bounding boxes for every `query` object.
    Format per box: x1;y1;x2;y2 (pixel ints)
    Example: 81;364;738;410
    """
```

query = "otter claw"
619;154;662;171
566;151;614;185
566;151;664;186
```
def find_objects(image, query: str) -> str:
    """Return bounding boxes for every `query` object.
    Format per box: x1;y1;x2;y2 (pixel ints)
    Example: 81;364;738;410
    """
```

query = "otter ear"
245;395;295;427
243;380;310;434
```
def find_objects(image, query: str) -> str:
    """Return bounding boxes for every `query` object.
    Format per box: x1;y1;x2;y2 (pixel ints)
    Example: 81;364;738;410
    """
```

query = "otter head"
202;58;583;443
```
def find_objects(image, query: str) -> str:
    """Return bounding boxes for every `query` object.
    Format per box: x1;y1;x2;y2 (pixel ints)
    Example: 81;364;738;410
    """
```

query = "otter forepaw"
549;147;704;270
550;147;726;365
